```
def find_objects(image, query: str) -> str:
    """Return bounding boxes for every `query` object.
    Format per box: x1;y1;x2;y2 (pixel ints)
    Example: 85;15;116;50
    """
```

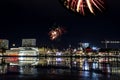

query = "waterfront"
1;69;120;80
0;56;120;80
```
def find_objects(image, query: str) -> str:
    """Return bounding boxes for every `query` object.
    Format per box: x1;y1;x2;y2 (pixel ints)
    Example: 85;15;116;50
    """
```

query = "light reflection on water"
0;57;120;80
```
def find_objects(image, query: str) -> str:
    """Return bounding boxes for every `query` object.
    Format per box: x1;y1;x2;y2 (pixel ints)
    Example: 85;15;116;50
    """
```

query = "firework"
49;27;65;40
61;0;105;15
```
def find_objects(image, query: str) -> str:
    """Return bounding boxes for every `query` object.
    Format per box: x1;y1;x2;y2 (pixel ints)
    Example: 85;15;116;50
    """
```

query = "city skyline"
0;0;120;48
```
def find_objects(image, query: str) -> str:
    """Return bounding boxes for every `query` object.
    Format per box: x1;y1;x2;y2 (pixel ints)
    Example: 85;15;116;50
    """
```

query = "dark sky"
0;0;120;48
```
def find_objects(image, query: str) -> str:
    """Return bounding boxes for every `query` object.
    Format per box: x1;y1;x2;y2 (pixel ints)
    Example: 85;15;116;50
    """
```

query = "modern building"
0;39;9;49
22;39;36;47
4;47;39;65
5;47;39;56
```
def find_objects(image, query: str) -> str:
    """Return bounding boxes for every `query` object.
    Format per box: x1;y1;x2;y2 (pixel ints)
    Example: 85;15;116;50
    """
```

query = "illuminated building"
22;39;36;47
82;43;89;48
5;47;39;56
0;39;9;49
4;47;39;66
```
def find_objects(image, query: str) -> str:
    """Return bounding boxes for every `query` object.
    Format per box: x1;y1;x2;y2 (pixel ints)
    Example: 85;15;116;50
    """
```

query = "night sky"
0;0;120;48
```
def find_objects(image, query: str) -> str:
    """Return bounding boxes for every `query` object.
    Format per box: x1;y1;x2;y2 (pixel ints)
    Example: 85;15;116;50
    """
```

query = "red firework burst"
49;27;66;40
62;0;105;15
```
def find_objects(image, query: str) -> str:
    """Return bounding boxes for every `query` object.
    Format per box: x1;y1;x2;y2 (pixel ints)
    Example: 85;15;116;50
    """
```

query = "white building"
22;39;36;47
4;47;39;65
0;39;9;49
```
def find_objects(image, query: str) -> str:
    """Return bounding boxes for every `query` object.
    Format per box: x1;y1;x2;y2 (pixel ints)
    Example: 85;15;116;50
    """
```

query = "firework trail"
63;0;105;15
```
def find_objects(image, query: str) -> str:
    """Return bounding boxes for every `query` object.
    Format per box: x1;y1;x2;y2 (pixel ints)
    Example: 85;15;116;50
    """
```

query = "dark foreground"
0;68;120;80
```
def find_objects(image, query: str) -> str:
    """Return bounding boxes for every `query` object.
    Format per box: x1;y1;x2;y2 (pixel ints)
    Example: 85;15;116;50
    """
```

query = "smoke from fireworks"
49;27;66;40
61;0;105;15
